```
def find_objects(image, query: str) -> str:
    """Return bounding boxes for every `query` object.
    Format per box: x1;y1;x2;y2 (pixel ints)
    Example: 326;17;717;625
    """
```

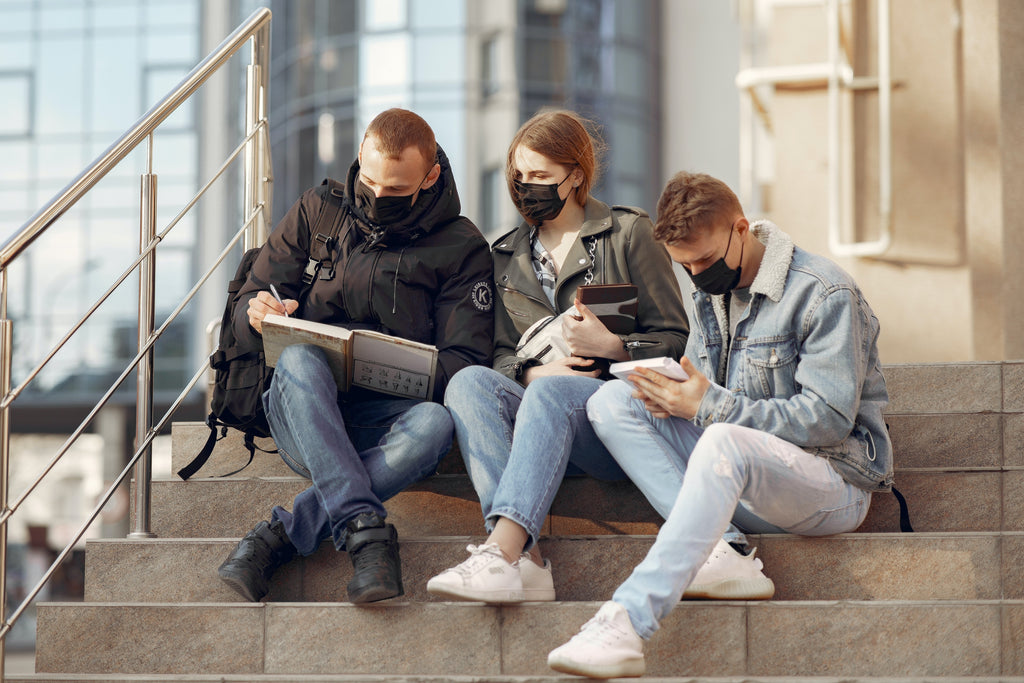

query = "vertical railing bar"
0;318;12;681
0;205;260;529
130;168;157;539
0;354;210;642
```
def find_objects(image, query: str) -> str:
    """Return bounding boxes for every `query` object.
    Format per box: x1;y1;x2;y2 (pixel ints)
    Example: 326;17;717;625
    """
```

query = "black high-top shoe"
343;512;403;604
218;519;297;602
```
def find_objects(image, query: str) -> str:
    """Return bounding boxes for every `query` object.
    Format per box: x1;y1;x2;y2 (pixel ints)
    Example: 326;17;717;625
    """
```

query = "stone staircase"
17;362;1024;681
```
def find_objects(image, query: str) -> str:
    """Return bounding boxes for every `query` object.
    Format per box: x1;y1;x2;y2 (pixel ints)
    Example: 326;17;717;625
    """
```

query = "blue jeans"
263;344;453;555
588;380;871;639
443;366;626;550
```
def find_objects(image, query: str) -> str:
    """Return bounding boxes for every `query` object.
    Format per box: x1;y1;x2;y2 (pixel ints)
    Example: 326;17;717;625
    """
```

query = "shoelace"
448;543;506;576
352;539;393;570
575;612;626;644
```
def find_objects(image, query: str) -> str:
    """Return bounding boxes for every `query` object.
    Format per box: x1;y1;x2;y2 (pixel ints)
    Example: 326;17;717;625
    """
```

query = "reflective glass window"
321;43;357;93
0;38;32;69
327;0;357;35
146;66;195;131
614;47;649;100
614;0;651;41
0;5;32;34
144;30;197;63
360;34;409;89
0;74;32;137
37;141;85;182
40;2;87;31
364;0;406;30
411;0;463;29
413;34;462;86
145;0;198;28
0;142;30;182
91;35;140;133
37;36;85;135
92;0;142;30
152;130;197;178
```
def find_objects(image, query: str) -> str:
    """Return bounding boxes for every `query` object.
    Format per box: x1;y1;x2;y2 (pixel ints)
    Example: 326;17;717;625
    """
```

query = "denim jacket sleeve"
691;283;871;450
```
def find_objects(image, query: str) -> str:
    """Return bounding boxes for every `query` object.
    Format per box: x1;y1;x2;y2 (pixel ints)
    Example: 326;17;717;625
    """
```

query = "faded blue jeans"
263;344;453;555
444;366;627;550
588;380;871;639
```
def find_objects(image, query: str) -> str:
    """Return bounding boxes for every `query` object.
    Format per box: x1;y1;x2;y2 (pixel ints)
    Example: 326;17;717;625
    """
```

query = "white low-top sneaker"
548;601;645;679
426;543;525;603
518;554;556;601
683;538;775;600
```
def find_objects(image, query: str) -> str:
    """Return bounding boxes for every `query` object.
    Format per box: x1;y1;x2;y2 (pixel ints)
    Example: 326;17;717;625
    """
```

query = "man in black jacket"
217;108;494;604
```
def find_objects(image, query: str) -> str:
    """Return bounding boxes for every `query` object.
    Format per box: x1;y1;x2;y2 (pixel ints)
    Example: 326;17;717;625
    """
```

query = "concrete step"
84;532;1023;604
144;464;1020;539
10;678;1024;683
35;599;1024;677
170;361;1024;476
13;678;1024;683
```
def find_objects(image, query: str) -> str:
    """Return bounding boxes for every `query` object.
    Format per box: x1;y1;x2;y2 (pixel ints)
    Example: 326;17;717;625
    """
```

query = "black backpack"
177;179;348;480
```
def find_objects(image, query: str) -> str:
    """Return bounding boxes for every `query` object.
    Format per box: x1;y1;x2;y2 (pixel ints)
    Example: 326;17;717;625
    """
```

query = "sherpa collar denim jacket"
686;220;893;492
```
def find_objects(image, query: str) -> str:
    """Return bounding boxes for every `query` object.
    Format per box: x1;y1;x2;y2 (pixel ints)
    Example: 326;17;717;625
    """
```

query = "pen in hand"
268;284;289;317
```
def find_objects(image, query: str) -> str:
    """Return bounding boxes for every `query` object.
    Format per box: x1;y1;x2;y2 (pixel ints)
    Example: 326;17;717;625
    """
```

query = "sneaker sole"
348;582;404;604
426;581;527;604
548;653;645;679
217;568;266;602
683;576;775;600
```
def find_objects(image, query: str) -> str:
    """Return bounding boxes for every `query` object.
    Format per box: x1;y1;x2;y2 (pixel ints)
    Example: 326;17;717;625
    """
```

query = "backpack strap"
892;485;913;532
302;179;348;284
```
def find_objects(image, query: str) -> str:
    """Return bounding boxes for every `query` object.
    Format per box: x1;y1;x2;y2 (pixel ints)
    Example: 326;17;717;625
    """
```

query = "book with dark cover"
576;283;638;334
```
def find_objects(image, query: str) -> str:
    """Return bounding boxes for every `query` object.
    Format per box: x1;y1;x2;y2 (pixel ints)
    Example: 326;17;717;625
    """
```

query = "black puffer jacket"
233;147;494;402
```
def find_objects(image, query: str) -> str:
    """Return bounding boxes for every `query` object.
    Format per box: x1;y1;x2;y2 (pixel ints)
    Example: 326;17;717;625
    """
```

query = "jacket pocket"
745;337;799;400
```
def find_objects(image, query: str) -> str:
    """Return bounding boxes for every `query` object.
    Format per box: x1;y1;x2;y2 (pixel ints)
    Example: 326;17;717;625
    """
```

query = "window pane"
0;74;31;137
413;34;462;86
364;0;406;30
411;0;463;29
0;37;31;69
37;36;86;135
37;141;86;182
327;0;357;35
361;34;409;89
91;34;140;133
146;66;194;131
92;0;141;30
40;2;86;31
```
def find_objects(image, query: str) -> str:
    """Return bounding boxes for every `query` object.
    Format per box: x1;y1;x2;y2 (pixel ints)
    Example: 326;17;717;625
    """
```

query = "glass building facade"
0;0;202;405
244;0;661;239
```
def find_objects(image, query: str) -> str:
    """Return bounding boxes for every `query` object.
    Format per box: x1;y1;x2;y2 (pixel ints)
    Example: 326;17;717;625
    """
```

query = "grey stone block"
884;362;1002;414
747;601;1002;677
36;603;265;675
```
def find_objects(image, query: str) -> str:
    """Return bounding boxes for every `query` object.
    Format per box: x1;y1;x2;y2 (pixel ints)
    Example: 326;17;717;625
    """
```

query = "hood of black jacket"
343;144;462;248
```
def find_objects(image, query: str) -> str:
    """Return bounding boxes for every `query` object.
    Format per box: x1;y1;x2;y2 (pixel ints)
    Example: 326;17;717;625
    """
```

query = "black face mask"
355;168;430;226
685;225;744;296
512;171;573;226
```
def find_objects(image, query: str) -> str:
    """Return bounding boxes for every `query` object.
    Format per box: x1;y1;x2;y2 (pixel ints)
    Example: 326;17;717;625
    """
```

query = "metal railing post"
0;277;11;683
130;168;158;539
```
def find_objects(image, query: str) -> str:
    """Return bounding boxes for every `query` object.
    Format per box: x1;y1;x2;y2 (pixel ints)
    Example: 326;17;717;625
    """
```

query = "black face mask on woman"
512;172;573;226
685;225;744;296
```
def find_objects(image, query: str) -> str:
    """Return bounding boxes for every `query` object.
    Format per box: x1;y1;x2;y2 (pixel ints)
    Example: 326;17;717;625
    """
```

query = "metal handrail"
0;7;273;679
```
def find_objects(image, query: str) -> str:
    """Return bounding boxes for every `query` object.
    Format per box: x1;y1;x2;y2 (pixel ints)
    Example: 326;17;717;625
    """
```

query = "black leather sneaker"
217;519;297;601
343;512;403;604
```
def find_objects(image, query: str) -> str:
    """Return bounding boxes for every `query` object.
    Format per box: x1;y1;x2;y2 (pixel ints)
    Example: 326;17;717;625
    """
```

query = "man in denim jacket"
548;171;893;679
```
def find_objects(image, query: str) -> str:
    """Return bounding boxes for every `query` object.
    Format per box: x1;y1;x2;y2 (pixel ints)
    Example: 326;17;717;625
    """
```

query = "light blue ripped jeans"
587;380;871;640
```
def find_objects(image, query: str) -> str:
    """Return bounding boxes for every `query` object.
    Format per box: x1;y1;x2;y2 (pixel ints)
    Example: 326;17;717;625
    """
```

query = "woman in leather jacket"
427;110;689;603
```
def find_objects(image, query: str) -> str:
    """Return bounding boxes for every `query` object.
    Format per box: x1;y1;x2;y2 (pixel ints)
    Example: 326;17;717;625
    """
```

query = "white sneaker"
548;601;645;678
426;543;525;603
518;554;556;601
683;538;775;600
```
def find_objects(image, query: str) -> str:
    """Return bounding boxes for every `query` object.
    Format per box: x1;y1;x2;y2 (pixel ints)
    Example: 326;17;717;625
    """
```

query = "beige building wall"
663;0;1024;364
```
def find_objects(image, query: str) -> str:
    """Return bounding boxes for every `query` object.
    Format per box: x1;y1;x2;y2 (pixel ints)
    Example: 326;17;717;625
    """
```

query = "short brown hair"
505;109;605;207
363;108;437;172
653;172;744;243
